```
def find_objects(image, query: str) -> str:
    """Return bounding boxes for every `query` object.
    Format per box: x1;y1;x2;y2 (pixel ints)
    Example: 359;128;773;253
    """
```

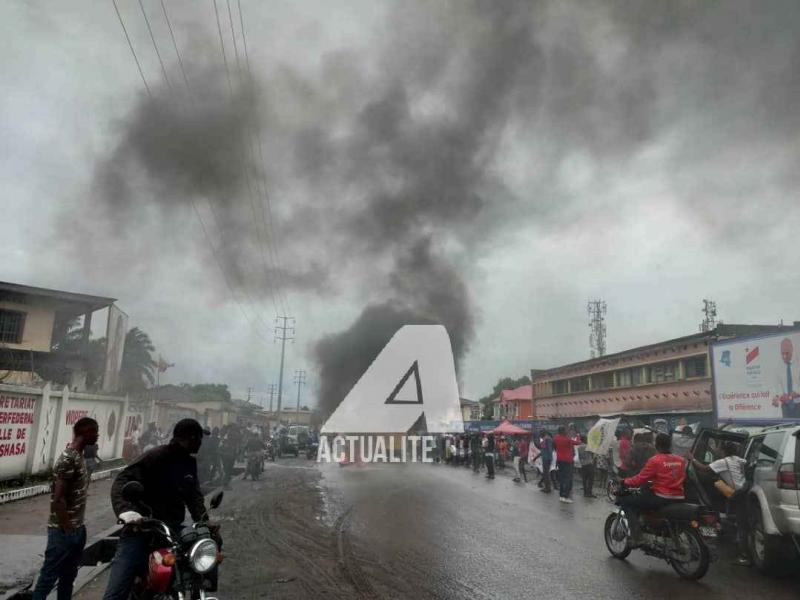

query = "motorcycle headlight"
188;538;218;574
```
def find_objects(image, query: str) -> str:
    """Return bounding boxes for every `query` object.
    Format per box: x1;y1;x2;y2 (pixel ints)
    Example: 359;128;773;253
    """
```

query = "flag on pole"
587;417;620;455
157;355;174;373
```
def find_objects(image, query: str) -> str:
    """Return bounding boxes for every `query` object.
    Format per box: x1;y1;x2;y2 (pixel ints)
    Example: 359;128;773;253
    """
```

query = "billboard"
712;330;800;424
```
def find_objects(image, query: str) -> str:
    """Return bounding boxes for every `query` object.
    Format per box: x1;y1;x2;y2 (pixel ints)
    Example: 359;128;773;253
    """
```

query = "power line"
159;0;191;99
237;0;292;315
137;0;172;89
158;0;279;322
226;0;288;316
111;0;152;98
211;0;283;317
110;1;272;342
212;0;234;95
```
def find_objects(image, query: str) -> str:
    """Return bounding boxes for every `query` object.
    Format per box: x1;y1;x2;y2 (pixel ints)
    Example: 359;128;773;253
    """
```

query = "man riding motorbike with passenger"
102;419;218;600
619;432;687;545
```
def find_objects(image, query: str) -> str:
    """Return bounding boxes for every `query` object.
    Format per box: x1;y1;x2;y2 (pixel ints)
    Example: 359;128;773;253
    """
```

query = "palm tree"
119;327;157;392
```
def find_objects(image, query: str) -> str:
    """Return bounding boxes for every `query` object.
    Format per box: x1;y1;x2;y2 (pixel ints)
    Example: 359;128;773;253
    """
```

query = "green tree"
478;375;531;420
119;327;157;392
179;383;231;403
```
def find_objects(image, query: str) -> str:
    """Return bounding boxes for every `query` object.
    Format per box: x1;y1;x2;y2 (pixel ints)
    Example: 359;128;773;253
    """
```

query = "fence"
0;383;135;481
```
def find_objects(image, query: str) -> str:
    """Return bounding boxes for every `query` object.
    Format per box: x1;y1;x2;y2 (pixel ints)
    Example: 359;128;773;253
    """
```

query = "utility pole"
246;387;252;404
293;369;307;421
274;316;295;420
266;383;277;412
587;300;607;358
700;299;718;332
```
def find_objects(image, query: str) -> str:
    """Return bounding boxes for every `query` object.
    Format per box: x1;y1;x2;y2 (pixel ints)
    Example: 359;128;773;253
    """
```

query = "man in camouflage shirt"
32;417;99;600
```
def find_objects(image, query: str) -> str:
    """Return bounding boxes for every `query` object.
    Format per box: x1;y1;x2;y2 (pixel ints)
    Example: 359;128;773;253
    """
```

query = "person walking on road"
578;435;597;498
497;436;508;470
32;417;99;600
538;430;554;493
513;436;529;483
484;433;496;479
470;433;482;472
553;426;581;503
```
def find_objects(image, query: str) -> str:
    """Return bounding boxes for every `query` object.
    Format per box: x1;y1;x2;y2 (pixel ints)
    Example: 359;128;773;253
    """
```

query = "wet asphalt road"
317;460;799;600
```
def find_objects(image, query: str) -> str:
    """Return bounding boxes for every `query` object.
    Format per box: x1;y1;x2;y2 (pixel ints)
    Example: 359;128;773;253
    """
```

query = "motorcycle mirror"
121;481;145;502
210;491;224;509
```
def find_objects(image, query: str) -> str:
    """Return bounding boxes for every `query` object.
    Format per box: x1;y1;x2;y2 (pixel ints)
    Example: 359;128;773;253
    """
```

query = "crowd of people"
434;423;751;565
433;424;618;502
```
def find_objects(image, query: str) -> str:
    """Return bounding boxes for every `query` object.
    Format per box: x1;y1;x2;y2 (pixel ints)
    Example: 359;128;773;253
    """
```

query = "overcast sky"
2;1;799;409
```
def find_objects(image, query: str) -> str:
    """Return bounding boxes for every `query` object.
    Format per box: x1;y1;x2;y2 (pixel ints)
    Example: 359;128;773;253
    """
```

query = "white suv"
743;424;800;574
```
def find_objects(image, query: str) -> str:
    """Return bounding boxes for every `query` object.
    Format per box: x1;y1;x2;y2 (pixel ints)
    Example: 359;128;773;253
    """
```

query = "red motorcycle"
120;482;224;600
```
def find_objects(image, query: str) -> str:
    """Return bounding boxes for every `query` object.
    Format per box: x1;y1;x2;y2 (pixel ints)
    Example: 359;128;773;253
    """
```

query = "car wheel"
749;503;787;575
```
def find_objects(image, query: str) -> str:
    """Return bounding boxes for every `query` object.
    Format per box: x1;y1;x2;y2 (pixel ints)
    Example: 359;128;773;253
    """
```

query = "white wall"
0;383;127;480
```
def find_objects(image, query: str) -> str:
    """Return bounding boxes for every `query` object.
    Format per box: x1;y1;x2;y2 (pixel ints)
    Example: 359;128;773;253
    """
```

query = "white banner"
712;331;800;423
103;305;129;392
586;417;620;455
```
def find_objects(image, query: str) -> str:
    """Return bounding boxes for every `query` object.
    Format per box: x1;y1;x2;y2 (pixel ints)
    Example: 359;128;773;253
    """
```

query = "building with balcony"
0;281;117;388
532;324;798;430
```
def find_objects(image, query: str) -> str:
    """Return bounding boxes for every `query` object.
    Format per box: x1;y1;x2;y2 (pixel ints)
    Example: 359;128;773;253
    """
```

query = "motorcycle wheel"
604;513;632;559
668;528;710;581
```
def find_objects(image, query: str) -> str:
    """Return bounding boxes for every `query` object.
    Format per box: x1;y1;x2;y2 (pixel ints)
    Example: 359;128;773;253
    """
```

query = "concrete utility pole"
293;369;307;419
266;383;277;412
274;316;295;419
587;299;607;358
700;299;717;332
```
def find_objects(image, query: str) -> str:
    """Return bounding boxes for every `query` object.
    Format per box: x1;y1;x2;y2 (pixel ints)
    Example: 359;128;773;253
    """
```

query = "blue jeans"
102;533;150;600
557;461;573;498
32;525;87;600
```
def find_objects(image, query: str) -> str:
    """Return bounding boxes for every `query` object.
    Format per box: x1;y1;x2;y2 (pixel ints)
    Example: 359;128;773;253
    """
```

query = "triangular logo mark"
385;361;423;405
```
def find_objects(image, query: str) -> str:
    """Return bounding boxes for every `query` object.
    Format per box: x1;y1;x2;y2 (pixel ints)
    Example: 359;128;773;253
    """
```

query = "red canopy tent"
489;419;529;435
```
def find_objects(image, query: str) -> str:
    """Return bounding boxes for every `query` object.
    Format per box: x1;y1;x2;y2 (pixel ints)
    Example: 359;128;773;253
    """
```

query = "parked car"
686;424;800;575
743;424;800;574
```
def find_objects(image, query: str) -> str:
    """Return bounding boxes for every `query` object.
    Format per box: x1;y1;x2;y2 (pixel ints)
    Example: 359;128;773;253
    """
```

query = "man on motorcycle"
243;432;265;479
103;419;214;600
620;432;687;545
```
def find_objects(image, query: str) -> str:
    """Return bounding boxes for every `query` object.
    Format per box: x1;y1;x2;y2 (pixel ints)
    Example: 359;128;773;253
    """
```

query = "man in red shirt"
620;433;686;543
553;426;582;503
513;437;530;483
618;429;632;476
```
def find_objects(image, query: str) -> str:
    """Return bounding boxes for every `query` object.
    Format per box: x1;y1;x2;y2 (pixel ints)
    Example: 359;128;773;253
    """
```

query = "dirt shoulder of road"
77;460;364;600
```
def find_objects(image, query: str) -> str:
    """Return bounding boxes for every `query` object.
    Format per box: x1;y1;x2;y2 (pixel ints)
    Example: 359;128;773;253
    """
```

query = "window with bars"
569;376;590;392
592;372;614;389
648;361;678;383
684;356;707;378
0;310;25;344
